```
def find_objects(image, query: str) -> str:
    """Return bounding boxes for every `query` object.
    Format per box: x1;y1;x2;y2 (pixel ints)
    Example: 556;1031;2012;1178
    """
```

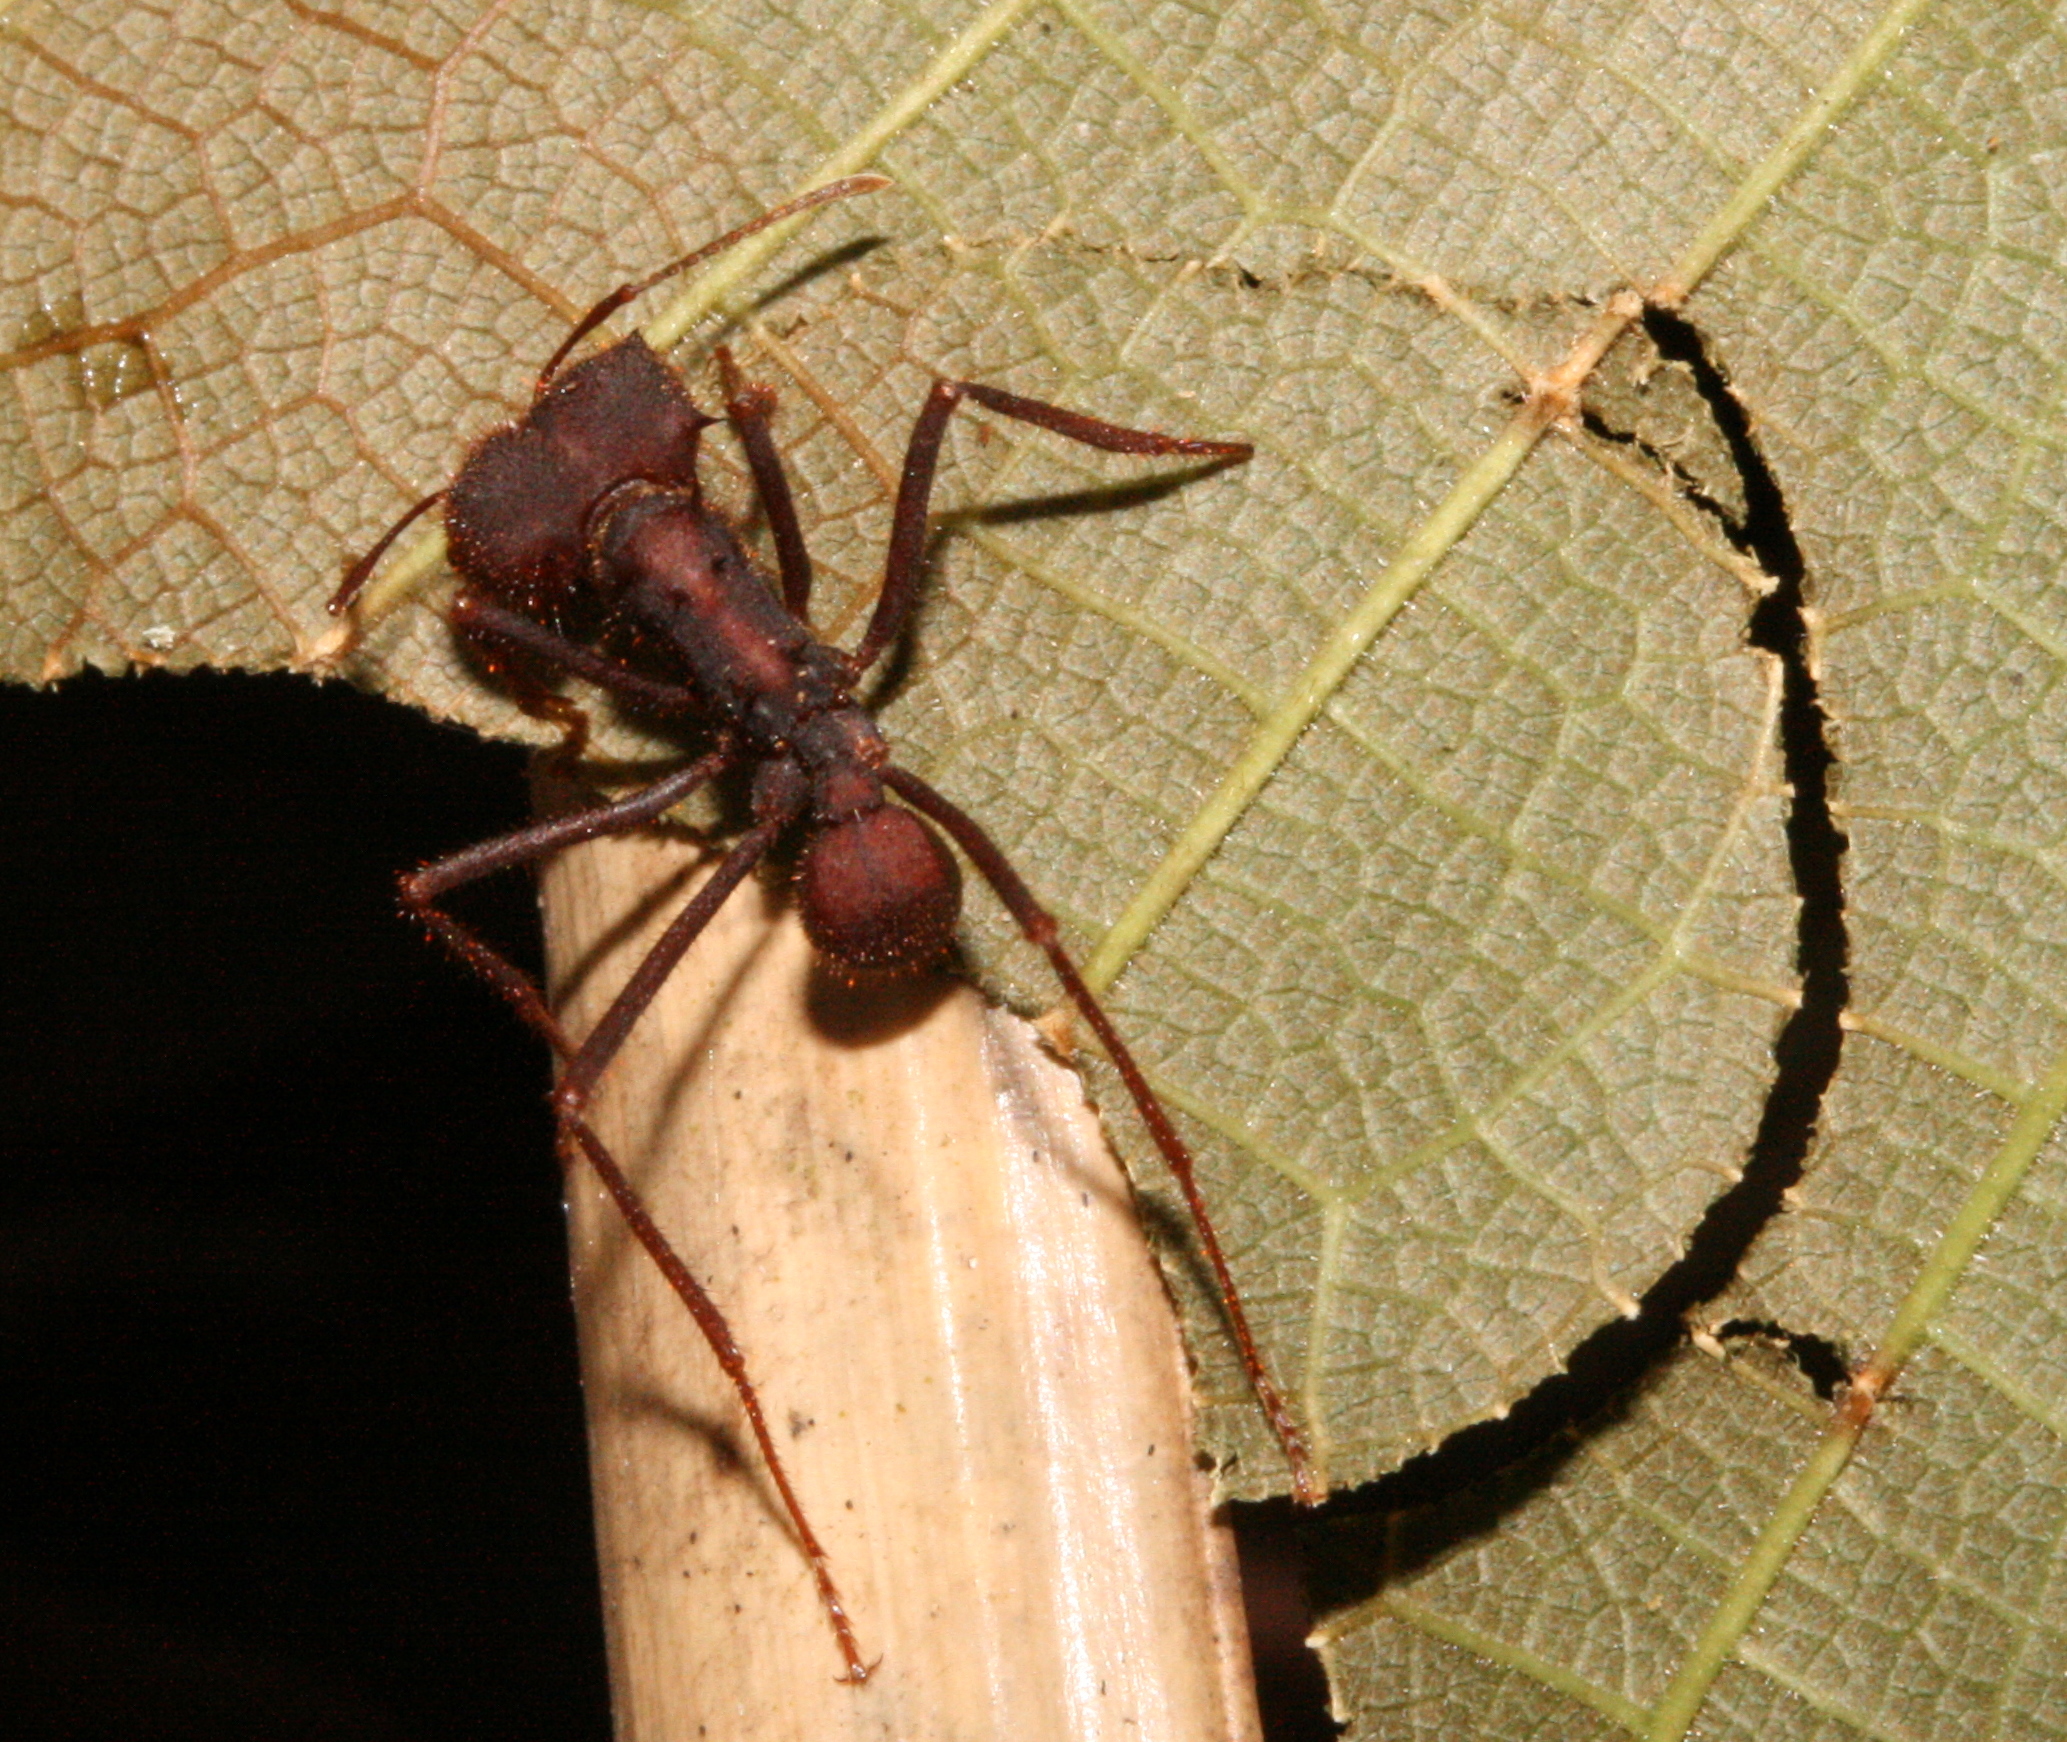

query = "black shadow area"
0;669;609;1742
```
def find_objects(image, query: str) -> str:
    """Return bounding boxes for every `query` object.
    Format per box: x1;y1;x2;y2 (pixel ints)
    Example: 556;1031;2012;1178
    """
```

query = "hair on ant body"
332;176;1320;1682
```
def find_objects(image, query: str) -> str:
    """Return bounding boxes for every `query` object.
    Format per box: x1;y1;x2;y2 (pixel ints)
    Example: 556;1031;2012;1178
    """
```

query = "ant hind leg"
880;764;1321;1506
558;1111;872;1682
544;800;874;1678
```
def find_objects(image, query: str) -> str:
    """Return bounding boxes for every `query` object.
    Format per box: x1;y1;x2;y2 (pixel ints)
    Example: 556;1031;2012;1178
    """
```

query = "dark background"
1;667;1333;1742
4;669;599;1741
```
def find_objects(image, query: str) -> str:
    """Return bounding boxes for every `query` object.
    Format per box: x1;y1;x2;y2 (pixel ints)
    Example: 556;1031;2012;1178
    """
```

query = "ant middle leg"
400;745;736;1062
851;379;1254;673
543;800;874;1679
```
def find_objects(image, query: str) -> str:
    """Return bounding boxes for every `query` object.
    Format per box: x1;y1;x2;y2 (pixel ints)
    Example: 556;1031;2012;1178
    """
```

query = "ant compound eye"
445;426;591;618
797;808;962;972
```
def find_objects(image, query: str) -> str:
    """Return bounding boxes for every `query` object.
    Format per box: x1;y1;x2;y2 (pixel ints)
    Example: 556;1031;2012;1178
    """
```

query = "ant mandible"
330;175;1320;1683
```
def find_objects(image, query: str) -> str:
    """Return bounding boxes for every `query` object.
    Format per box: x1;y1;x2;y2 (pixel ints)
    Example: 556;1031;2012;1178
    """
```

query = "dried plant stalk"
538;811;1263;1741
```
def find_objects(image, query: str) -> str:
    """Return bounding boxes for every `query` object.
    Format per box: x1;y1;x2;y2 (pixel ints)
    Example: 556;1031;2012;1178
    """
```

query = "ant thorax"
590;484;844;740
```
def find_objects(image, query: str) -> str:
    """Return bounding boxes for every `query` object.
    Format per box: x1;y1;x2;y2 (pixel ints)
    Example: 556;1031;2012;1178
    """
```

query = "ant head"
444;339;715;623
797;805;963;973
445;424;592;618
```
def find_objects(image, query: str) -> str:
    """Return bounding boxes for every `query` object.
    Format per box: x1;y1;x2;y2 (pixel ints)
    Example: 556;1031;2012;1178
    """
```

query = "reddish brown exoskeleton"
331;176;1320;1681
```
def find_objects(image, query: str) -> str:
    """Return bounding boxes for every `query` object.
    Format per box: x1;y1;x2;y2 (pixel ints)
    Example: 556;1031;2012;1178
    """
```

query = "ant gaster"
331;176;1320;1682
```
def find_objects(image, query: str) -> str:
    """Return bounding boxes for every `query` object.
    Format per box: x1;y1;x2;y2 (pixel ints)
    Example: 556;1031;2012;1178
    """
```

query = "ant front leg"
716;346;815;621
448;589;710;776
448;591;706;722
851;379;1253;673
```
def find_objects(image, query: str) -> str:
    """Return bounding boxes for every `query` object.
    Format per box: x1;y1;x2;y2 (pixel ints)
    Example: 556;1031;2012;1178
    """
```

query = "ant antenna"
328;486;444;616
537;173;892;388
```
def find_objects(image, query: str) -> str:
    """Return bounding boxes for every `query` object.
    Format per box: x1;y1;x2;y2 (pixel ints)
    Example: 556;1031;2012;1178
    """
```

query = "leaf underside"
4;0;2062;1735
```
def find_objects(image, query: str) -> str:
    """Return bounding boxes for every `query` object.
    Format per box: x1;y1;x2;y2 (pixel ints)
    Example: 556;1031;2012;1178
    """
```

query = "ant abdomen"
797;805;963;971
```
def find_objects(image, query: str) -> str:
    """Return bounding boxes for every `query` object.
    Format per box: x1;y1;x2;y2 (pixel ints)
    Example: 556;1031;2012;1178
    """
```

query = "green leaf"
5;0;2060;1734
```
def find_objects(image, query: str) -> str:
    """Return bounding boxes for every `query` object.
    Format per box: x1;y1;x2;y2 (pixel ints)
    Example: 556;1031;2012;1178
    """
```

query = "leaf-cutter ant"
331;176;1319;1681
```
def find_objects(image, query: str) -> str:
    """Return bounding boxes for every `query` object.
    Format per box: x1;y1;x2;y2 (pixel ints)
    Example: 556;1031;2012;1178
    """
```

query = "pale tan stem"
537;814;1262;1741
